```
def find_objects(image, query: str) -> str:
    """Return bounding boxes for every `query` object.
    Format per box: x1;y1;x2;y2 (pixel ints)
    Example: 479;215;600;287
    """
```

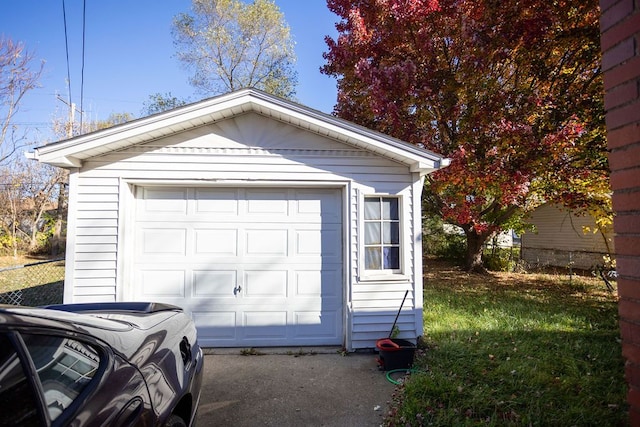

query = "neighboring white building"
521;203;614;270
31;89;448;350
442;223;516;248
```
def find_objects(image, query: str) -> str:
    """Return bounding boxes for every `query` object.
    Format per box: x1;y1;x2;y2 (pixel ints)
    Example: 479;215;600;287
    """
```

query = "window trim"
359;193;408;280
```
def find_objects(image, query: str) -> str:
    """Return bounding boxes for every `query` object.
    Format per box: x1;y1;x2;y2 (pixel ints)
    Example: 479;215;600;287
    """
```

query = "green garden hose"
385;368;419;385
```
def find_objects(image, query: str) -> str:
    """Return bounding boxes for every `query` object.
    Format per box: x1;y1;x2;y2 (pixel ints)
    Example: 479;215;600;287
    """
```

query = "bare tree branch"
0;37;44;164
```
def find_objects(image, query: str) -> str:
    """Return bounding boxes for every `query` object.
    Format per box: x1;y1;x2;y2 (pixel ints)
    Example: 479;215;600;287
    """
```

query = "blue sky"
2;0;339;142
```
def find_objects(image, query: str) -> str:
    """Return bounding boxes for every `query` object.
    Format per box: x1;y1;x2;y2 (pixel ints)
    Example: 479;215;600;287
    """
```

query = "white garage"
133;186;343;347
31;89;448;350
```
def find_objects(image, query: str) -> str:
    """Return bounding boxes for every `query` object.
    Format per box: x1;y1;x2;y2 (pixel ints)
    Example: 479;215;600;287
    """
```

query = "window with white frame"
364;196;400;271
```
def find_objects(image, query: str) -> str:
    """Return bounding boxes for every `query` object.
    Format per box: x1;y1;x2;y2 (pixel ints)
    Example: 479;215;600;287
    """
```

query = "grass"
384;259;627;426
0;256;65;305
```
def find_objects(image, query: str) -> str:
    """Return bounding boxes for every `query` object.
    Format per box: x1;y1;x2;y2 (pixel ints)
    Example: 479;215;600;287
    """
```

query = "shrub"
423;216;466;263
483;247;520;272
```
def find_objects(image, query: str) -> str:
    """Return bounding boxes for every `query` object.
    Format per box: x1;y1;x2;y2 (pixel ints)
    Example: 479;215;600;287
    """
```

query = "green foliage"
384;264;626;426
483;247;520;272
390;325;401;339
436;236;466;263
142;92;189;116
0;234;14;255
173;0;298;98
423;215;466;263
323;0;607;271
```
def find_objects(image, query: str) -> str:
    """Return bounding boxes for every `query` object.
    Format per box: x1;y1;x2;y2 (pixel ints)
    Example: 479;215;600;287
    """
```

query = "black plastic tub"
376;338;416;371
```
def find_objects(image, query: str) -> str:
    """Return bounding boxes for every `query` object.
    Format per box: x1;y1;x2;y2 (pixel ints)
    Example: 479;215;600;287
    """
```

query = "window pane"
382;222;400;244
391;222;399;244
365;247;381;269
22;334;100;422
364;198;380;220
364;222;381;245
382;198;399;220
364;196;401;271
0;333;41;426
383;247;400;269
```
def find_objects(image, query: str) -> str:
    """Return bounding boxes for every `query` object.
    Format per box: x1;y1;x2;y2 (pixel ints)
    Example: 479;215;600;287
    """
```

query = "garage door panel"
139;228;187;255
246;229;287;255
140;270;185;297
295;189;342;224
193;270;237;297
296;230;322;255
242;312;288;339
296;229;341;257
295;269;341;298
244;270;287;297
140;188;188;214
193;312;237;341
133;186;343;347
246;190;288;215
294;311;339;338
194;188;239;214
194;229;238;255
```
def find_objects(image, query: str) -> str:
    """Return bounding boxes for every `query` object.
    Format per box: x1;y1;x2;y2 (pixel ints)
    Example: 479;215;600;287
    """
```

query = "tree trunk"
9;199;18;259
29;204;46;253
464;230;493;273
51;179;67;256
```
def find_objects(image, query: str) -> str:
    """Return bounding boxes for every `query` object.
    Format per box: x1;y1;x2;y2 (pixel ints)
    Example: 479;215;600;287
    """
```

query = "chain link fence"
0;259;65;306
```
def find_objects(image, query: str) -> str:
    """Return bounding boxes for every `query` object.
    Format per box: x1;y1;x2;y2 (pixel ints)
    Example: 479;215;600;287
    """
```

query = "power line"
61;0;72;107
80;0;86;130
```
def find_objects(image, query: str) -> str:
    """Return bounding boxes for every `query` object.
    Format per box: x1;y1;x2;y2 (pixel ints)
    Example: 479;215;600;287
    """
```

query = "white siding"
521;204;614;269
67;112;422;349
66;176;120;303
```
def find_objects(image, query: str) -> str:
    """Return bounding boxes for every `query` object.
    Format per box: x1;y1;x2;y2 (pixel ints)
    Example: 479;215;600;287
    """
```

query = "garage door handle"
233;285;242;296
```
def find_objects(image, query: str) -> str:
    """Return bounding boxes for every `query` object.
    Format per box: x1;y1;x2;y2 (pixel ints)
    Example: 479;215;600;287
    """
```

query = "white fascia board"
34;91;255;166
33;88;450;174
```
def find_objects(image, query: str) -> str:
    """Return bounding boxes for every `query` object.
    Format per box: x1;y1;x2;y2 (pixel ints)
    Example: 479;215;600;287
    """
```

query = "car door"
0;329;155;426
0;332;45;426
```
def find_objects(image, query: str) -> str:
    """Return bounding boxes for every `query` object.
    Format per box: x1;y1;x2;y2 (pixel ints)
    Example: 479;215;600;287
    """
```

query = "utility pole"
52;95;77;256
56;94;81;138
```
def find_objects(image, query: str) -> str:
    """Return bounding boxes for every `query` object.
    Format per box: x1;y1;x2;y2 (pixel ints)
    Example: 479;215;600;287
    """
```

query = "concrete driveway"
196;348;396;426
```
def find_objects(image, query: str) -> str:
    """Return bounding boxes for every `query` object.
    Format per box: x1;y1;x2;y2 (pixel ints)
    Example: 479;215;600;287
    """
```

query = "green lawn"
384;260;627;426
0;256;65;306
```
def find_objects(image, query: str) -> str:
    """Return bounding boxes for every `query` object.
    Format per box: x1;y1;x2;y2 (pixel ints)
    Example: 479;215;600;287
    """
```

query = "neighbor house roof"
29;88;449;174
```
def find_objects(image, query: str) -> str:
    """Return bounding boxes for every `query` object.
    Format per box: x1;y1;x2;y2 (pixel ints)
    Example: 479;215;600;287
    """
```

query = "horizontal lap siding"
350;287;417;347
522;204;613;252
349;182;416;349
84;154;410;183
72;115;418;348
521;204;614;269
71;176;120;302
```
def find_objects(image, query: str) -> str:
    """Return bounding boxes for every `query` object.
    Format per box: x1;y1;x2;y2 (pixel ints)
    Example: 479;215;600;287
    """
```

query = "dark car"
0;302;203;426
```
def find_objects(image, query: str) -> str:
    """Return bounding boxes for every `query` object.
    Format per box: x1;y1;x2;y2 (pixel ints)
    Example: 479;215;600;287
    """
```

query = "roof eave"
31;89;450;172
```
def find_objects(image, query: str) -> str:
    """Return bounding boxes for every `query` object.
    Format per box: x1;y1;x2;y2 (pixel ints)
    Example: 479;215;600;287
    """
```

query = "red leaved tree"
322;0;607;271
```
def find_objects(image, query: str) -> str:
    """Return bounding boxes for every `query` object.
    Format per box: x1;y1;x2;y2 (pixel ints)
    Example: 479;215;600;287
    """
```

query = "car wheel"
164;414;187;427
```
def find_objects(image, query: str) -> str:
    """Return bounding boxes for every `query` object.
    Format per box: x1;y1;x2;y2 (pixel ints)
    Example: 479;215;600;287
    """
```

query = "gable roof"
29;88;449;174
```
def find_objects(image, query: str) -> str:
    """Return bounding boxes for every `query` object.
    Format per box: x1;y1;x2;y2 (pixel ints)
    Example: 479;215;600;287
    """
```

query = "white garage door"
132;187;343;347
